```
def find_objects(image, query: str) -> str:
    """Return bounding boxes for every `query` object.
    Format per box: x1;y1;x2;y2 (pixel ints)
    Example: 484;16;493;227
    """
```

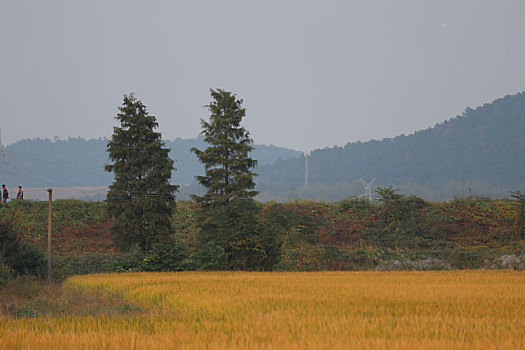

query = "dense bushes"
0;219;46;280
54;252;144;278
0;264;14;286
142;237;190;272
2;196;525;275
9;242;46;276
0;199;106;232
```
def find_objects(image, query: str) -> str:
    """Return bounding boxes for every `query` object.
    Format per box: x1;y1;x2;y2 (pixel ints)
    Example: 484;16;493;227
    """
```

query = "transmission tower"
304;152;310;188
0;129;17;185
358;178;376;202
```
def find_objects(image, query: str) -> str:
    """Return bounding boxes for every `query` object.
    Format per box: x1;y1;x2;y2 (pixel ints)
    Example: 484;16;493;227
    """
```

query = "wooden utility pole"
47;188;52;282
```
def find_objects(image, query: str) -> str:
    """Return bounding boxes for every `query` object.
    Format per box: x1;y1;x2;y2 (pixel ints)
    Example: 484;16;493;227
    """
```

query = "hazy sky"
1;1;524;151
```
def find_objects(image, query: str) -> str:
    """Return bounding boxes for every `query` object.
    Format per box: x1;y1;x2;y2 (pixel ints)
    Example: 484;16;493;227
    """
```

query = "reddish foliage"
50;221;115;256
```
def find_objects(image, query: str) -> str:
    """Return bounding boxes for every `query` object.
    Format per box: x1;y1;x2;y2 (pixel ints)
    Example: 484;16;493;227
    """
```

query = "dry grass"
1;270;524;349
0;276;143;319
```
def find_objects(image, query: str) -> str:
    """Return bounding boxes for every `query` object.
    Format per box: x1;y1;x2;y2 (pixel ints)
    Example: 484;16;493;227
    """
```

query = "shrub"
0;219;21;263
142;238;190;272
9;242;46;276
1;219;46;277
193;241;228;270
54;252;144;278
0;264;14;287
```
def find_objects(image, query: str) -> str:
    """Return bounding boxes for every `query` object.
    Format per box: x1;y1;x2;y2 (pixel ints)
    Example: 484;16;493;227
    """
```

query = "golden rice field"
1;270;524;349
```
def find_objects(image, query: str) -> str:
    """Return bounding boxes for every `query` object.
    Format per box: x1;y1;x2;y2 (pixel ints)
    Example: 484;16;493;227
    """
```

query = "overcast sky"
1;1;524;151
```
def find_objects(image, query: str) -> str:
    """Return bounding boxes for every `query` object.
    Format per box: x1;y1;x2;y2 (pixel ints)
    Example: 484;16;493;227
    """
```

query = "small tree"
0;219;46;278
0;220;21;273
192;89;275;270
106;94;178;251
373;186;429;249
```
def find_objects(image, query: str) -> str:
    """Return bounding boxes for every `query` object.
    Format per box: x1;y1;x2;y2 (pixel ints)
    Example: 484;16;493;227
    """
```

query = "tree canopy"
105;94;178;251
192;89;258;205
192;89;278;270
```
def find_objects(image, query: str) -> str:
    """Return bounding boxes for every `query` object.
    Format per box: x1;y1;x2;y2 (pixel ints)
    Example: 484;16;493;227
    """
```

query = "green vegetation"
1;194;524;276
0;219;46;282
191;89;278;270
105;94;179;251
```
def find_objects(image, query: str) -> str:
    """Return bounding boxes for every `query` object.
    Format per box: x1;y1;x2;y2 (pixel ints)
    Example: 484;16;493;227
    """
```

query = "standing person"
1;184;8;204
16;186;23;199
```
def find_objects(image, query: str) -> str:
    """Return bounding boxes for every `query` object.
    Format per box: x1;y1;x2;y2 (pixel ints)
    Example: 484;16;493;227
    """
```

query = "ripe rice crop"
1;271;524;349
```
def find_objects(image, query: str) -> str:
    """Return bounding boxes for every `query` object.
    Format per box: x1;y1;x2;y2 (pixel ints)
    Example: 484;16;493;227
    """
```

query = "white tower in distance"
358;178;376;203
304;152;310;188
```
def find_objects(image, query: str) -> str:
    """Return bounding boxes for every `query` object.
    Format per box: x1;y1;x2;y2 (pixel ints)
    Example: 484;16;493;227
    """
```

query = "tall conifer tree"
192;89;267;269
106;94;178;251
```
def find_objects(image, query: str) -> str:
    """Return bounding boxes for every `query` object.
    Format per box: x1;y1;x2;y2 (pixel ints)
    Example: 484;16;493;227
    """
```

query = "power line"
4;149;110;181
2;147;272;202
13;162;88;188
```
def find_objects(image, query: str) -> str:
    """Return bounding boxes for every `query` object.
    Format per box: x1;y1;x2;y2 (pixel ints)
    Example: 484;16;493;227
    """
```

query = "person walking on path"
2;184;8;204
16;186;23;199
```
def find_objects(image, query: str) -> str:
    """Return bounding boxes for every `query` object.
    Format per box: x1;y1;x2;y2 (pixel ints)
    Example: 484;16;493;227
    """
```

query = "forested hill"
3;136;301;188
257;92;525;194
4;92;524;200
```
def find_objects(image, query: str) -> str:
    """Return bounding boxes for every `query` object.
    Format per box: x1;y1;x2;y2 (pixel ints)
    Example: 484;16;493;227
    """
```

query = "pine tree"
105;94;178;251
192;89;273;270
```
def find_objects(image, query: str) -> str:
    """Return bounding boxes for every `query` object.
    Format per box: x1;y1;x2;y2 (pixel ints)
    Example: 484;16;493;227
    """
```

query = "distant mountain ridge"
2;136;301;189
3;92;524;201
257;92;525;198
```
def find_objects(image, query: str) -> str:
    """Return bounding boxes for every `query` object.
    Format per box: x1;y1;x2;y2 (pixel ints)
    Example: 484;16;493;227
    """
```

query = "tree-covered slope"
258;92;525;189
3;136;301;188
